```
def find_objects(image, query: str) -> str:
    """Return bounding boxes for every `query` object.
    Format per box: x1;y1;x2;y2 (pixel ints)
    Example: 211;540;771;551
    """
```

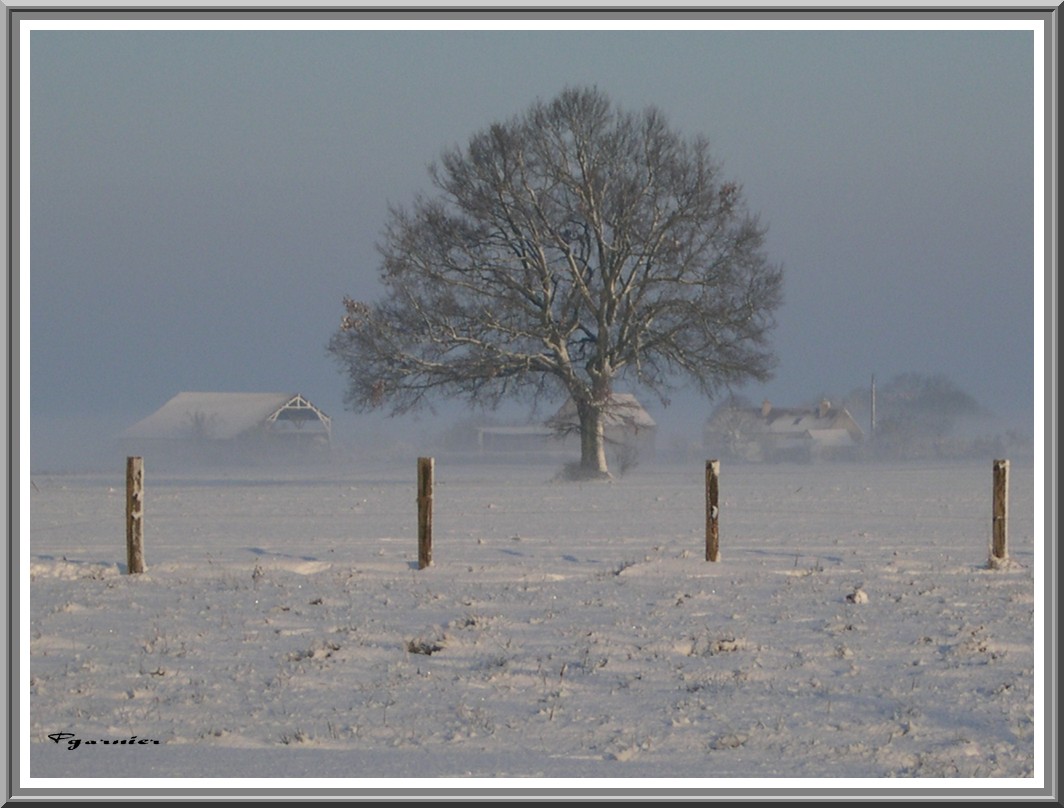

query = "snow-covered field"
24;456;1043;793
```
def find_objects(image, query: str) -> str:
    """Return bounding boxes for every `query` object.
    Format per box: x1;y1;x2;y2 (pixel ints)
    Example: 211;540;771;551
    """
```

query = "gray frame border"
5;3;1059;802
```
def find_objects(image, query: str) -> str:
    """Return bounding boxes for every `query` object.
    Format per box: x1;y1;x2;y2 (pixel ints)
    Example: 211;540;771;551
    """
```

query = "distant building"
546;393;658;463
469;393;657;465
473;424;558;454
120;392;331;466
704;398;863;462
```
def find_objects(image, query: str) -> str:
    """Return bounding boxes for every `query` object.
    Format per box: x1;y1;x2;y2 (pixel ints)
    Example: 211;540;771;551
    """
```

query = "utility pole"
870;374;877;438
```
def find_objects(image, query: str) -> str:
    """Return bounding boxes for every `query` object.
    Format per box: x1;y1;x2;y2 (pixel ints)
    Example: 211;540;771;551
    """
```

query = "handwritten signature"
48;732;161;751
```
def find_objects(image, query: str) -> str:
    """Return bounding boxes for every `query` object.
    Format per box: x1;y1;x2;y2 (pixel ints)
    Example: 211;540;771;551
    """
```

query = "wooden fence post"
126;456;145;574
706;459;720;562
417;457;434;569
991;458;1009;565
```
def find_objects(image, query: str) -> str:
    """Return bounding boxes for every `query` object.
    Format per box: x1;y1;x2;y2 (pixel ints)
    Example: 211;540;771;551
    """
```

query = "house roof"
708;400;863;441
547;393;657;430
121;392;331;441
764;408;844;433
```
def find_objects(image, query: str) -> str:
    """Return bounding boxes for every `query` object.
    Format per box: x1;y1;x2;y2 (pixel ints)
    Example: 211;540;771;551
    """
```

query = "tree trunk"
576;399;610;478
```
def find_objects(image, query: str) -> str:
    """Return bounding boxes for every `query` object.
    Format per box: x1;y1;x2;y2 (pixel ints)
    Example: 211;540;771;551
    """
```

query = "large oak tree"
329;87;783;477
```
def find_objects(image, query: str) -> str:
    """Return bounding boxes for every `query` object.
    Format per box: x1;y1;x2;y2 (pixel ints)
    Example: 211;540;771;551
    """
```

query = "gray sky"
27;24;1038;457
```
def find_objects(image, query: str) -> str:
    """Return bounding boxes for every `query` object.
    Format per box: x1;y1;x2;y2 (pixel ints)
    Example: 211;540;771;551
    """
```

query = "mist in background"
25;25;1038;473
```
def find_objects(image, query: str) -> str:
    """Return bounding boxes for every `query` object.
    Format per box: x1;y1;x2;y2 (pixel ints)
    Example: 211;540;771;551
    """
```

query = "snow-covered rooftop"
121;392;330;441
548;393;657;430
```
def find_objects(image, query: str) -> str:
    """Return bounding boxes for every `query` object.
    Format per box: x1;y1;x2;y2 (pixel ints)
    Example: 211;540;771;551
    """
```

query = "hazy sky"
26;21;1039;453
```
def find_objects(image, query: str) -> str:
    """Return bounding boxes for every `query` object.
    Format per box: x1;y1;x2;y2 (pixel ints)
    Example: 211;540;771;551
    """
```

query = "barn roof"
547;393;657;430
121;392;331;441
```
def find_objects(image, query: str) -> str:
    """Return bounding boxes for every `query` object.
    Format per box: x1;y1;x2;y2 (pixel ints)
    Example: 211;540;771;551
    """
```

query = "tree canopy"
329;87;783;476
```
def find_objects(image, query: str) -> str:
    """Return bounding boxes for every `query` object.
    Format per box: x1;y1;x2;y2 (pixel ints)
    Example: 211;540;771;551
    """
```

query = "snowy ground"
23;456;1043;794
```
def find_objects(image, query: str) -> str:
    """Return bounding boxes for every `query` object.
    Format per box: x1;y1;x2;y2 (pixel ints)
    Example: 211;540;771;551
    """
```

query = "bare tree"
329;87;783;477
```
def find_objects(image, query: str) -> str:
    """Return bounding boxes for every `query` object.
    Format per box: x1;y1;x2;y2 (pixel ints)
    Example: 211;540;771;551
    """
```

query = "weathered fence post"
126;456;145;574
706;459;720;562
990;458;1009;566
417;457;434;569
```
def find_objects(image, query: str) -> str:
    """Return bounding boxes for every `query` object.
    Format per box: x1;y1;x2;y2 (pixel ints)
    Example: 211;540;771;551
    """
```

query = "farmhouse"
704;398;864;462
120;392;332;466
468;393;657;466
546;393;658;463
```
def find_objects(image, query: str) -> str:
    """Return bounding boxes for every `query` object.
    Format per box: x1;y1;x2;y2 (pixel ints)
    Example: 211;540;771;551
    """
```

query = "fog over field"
27;23;1038;453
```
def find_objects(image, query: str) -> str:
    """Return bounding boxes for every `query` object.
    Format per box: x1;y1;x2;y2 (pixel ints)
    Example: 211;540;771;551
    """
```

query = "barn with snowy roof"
546;393;658;463
468;393;657;465
120;392;332;466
